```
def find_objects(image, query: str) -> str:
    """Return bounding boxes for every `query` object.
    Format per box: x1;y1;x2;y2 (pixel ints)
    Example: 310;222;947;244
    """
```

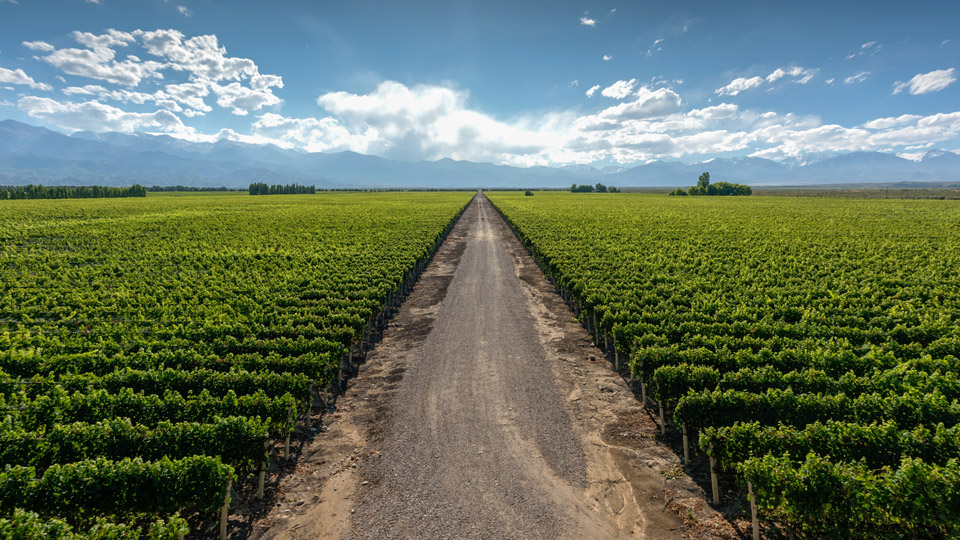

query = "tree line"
248;183;316;195
670;172;752;196
570;182;620;193
0;184;147;200
147;185;240;192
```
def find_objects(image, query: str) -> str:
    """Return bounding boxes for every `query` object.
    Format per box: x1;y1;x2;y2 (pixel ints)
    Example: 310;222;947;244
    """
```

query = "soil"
246;194;740;540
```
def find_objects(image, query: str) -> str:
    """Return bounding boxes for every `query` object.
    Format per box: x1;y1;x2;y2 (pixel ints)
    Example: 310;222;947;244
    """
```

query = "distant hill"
2;119;959;188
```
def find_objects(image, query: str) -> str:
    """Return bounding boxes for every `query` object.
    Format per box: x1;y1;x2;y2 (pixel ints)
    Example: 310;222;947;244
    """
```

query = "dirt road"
253;194;733;540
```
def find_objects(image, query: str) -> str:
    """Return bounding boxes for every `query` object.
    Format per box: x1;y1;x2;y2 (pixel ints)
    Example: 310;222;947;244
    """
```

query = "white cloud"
62;84;108;95
718;66;816;96
897;151;925;161
767;66;816;84
312;81;557;164
844;71;870;84
585;84;600;97
825;78;835;85
22;40;55;52
177;5;192;17
600;78;637;99
580;17;596;27
0;67;53;90
750;111;960;161
210;81;281;115
222;98;960;166
39;29;166;86
251;112;356;152
715;76;764;96
18;95;193;135
136;29;256;81
863;114;922;130
31;28;283;116
59;82;208;116
591;86;682;121
893;68;956;95
646;38;663;56
602;54;612;61
688;103;739;120
569;80;579;87
161;81;211;112
250;73;283;91
846;41;881;60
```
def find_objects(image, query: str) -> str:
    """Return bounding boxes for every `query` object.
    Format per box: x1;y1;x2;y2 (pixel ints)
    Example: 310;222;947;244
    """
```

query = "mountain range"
1;119;959;189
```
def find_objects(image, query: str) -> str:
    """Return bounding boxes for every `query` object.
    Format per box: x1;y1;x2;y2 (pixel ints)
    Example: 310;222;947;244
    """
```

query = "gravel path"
351;194;599;539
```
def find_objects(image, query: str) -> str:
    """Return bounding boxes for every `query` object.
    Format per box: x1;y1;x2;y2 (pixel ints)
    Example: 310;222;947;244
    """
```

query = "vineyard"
487;191;960;539
0;191;472;537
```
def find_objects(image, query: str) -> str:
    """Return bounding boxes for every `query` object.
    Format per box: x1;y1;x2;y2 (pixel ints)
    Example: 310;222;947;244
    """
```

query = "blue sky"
0;0;958;167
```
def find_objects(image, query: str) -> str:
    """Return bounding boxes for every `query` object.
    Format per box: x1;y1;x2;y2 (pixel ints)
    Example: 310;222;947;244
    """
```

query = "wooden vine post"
220;479;232;540
709;443;720;505
640;358;647;405
681;424;689;467
258;439;269;499
748;480;760;540
284;406;293;461
658;400;666;435
304;380;314;429
592;311;598;342
613;336;619;371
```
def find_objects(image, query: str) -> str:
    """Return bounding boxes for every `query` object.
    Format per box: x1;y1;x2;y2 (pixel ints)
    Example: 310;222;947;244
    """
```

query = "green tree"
698;172;711;190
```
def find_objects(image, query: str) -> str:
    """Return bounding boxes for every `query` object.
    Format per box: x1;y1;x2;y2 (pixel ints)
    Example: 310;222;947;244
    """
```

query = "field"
486;191;960;538
3;188;960;539
0;191;473;536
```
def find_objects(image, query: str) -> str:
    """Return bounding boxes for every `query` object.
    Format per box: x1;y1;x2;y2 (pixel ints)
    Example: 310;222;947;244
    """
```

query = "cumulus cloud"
844;71;870;84
60;81;209;116
750;111;960;161
862;114;922;130
18;95;193;135
162;81;211;112
893;68;956;95
28;28;283;117
585;84;600;97
293;80;960;166
600;79;637;99
588;86;682;123
136;29;256;81
717;66;817;96
211;81;281;115
0;67;53;90
602;54;612;61
22;40;55;52
250;112;356;152
715;76;764;96
766;66;816;84
312;81;554;164
580;17;596;27
39;29;165;86
62;84;108;95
